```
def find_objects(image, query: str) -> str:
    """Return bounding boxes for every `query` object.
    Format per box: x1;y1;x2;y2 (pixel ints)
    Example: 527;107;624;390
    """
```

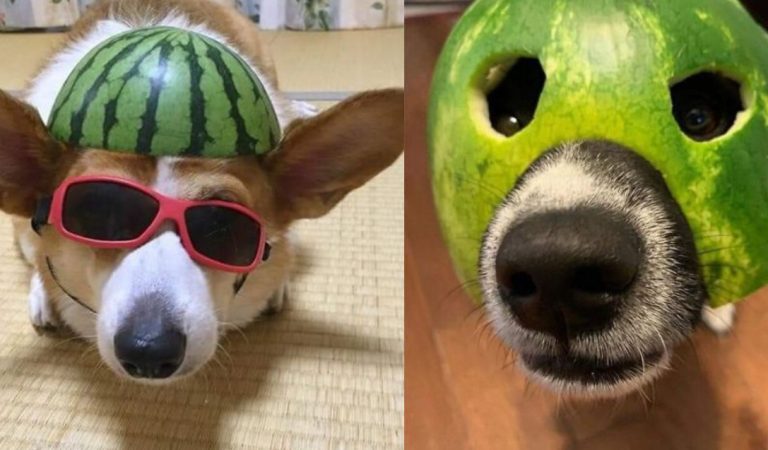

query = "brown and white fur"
0;0;403;383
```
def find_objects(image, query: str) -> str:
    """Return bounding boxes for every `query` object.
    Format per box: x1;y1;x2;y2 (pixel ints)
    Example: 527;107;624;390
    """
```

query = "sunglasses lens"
185;205;261;267
63;182;159;241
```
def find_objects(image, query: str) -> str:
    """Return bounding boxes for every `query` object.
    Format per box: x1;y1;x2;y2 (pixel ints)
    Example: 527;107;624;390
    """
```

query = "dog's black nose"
114;318;186;379
495;208;641;342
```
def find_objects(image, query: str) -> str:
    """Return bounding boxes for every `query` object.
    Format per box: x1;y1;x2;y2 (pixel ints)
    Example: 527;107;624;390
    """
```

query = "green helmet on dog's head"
428;0;768;307
48;27;281;157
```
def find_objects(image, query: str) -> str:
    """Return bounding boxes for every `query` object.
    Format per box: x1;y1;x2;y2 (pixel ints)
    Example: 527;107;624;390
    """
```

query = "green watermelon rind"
428;0;768;307
48;26;281;157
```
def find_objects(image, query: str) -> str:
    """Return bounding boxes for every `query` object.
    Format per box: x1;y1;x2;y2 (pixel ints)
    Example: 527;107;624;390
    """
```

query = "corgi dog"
0;0;403;383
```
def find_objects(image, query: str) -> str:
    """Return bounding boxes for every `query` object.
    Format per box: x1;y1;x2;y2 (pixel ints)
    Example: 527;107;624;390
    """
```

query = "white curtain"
0;0;81;29
261;0;404;30
0;0;403;30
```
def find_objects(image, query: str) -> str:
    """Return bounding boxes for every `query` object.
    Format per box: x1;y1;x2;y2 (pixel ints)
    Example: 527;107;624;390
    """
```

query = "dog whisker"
637;387;651;416
92;358;108;379
706;282;742;301
454;173;508;203
483;321;496;345
561;395;580;419
200;367;214;399
655;330;668;357
77;344;100;364
669;352;687;369
216;342;234;366
216;357;236;398
210;353;227;372
696;232;733;240
219;321;251;344
608;394;626;421
701;261;749;273
202;343;236;396
201;369;212;405
442;278;481;304
462;302;487;324
523;377;534;398
473;318;494;343
487;324;502;353
697;245;740;256
554;393;564;416
465;306;490;332
51;334;91;350
501;348;518;370
633;342;654;414
493;339;516;372
682;334;702;370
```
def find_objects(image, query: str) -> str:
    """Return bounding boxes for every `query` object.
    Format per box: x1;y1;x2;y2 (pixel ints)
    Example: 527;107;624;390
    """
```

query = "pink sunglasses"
36;175;270;273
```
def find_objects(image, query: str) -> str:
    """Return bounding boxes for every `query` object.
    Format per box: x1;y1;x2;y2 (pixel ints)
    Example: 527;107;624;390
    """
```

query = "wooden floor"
404;12;768;450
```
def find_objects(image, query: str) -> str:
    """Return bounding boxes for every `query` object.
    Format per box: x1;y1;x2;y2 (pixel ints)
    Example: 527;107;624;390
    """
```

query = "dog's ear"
0;90;66;216
265;88;403;223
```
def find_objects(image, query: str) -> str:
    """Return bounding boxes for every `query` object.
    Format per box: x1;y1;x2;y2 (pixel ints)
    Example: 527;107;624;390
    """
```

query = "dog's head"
0;88;403;383
429;0;768;396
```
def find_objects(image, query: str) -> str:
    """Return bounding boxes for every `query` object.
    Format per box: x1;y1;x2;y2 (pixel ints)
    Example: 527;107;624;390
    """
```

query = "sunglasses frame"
47;175;269;273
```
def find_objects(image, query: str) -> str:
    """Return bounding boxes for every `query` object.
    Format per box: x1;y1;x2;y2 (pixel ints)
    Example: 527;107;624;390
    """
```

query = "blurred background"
0;0;404;30
0;0;404;101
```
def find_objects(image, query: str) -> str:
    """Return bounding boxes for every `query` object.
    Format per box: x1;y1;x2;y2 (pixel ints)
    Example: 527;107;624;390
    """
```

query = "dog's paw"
702;303;735;335
262;283;288;317
291;100;319;119
28;272;59;333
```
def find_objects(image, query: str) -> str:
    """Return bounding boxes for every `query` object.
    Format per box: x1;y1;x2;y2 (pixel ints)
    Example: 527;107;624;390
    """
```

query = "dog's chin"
517;350;672;399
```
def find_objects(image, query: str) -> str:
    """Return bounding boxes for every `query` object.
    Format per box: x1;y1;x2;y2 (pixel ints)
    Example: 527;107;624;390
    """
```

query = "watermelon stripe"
102;92;119;147
102;37;171;147
184;37;210;155
68;33;170;146
150;37;193;154
105;32;191;150
136;42;174;153
203;42;259;156
101;78;128;148
49;29;166;129
225;50;281;147
49;32;148;127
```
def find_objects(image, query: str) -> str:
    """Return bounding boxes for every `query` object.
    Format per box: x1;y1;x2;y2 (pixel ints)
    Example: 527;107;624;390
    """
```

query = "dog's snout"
114;313;186;379
495;208;641;341
480;142;707;394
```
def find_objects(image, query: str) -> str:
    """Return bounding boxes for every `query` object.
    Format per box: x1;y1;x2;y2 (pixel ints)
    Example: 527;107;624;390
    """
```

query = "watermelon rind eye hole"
483;57;546;137
670;72;745;142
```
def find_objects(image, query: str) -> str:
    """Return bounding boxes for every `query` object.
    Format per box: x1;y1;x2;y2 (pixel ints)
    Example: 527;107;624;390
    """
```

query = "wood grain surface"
404;11;768;450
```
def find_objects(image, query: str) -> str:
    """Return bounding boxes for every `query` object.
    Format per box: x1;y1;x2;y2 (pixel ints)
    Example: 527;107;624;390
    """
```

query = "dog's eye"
484;57;546;137
670;72;745;141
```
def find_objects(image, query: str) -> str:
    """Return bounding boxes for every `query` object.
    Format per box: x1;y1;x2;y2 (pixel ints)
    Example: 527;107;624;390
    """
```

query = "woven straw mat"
0;156;404;449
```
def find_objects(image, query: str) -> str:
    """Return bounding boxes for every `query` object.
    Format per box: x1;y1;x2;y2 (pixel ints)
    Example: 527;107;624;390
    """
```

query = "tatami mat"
0;156;403;449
